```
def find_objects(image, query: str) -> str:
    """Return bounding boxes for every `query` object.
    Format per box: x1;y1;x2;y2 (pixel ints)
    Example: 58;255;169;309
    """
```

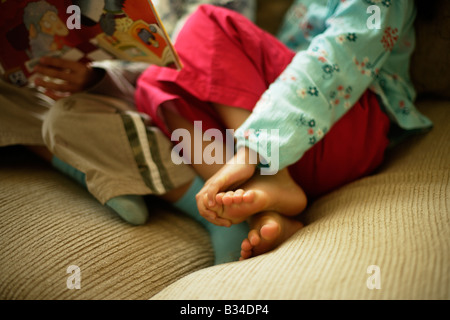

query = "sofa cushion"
0;149;214;300
256;0;293;35
411;0;450;99
151;98;449;300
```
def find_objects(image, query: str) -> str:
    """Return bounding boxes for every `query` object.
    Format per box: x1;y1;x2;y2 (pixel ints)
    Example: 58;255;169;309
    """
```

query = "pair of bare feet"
200;168;307;261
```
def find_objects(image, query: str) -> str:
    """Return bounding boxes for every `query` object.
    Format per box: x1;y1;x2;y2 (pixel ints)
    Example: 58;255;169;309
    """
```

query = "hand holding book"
33;56;103;99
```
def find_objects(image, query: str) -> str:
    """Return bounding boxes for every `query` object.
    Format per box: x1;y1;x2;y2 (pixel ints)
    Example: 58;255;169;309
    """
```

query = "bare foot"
240;211;303;260
206;168;307;225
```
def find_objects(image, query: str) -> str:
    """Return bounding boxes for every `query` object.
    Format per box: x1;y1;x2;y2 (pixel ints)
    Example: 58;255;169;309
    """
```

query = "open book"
0;0;182;87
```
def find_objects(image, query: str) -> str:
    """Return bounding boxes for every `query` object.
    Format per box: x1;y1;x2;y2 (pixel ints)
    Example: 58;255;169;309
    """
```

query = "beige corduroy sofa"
0;0;449;300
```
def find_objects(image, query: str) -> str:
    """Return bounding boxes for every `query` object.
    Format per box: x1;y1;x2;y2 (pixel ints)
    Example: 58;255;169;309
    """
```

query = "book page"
0;0;181;87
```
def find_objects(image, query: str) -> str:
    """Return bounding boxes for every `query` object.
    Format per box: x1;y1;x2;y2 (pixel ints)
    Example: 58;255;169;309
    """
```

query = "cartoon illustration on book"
75;0;179;66
0;0;181;87
24;1;70;59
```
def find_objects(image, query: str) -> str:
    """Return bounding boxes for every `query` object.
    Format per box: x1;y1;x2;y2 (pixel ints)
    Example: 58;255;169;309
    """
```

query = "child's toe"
232;189;245;204
248;229;261;246
215;192;226;205
222;191;235;206
241;238;253;251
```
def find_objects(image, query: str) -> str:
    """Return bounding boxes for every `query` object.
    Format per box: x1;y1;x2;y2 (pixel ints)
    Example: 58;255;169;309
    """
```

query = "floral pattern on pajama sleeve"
235;0;433;172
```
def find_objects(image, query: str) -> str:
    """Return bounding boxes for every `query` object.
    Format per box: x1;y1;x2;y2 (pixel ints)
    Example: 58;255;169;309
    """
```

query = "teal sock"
52;156;87;188
104;195;149;226
51;156;149;225
174;176;250;265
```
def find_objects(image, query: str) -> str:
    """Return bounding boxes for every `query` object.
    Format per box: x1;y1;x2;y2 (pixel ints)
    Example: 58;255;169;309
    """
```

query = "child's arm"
33;58;149;104
234;1;423;175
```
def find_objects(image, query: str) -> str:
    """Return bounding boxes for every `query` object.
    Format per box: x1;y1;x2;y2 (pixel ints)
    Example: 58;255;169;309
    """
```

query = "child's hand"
33;57;101;100
196;147;257;226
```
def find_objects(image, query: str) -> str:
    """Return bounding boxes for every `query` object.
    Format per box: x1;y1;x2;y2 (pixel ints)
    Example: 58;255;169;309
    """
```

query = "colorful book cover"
0;0;182;87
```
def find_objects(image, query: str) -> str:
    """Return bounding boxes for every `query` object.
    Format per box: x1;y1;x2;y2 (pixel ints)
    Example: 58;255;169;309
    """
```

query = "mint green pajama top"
234;0;433;172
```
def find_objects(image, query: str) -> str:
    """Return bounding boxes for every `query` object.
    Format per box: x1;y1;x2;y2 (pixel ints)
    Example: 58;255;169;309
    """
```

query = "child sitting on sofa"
33;1;432;261
133;1;433;259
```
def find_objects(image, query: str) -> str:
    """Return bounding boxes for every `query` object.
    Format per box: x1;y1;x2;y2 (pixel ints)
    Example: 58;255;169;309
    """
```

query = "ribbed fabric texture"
150;99;450;300
0;155;213;300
